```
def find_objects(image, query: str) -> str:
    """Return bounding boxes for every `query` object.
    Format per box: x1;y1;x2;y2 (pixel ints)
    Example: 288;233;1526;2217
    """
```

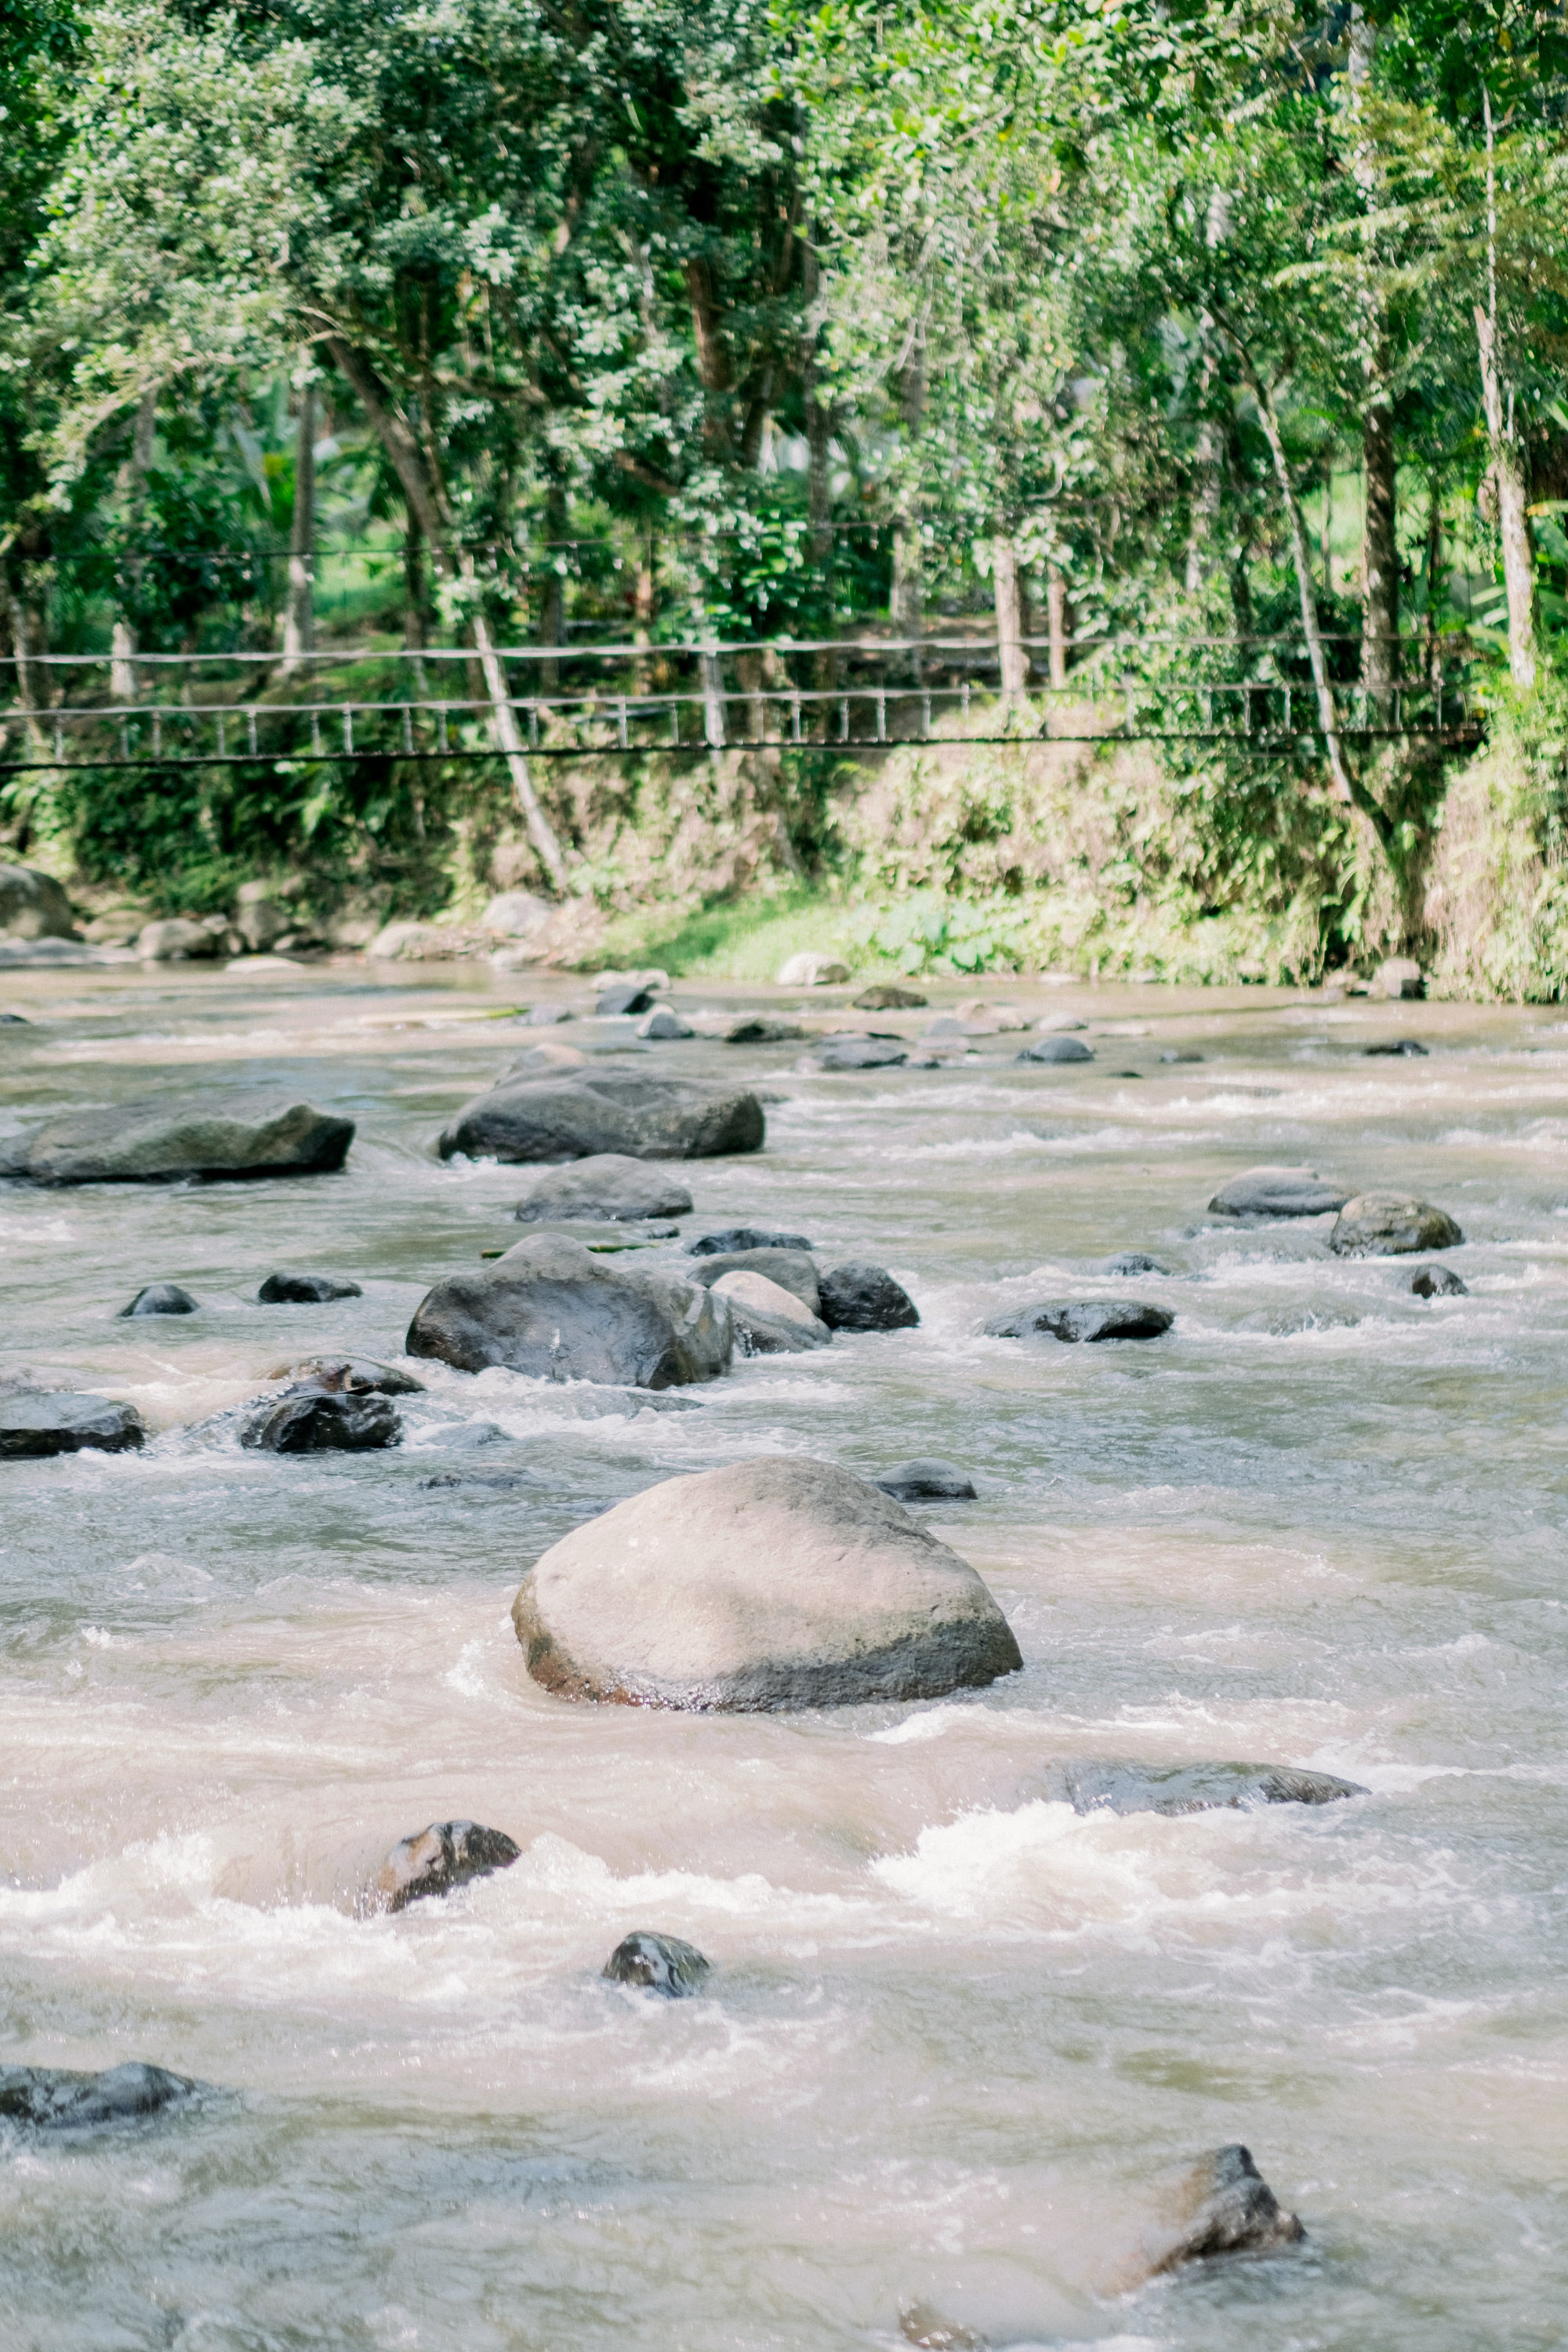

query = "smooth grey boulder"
690;1247;821;1313
713;1269;833;1353
240;1389;401;1452
636;1006;695;1040
723;1014;804;1044
1411;1264;1468;1298
268;1356;424;1396
1033;1759;1367;1816
118;1283;198;1317
596;981;655;1016
0;1392;146;1457
438;1073;764;1163
855;983;926;1010
876;1459;977;1501
1142;2145;1305;2276
1018;1034;1094;1065
1;1096;354;1185
137;916;226;961
1330;1192;1463;1255
372;1820;521;1912
0;2062;201;2130
406;1232;733;1388
1208;1164;1352;1219
818;1262;919;1332
258;1270;362;1303
0;864;75;940
814;1034;908;1070
513;1456;1022;1710
603;1930;710;1997
985;1298;1172;1343
514;1153;694;1225
689;1227;812;1256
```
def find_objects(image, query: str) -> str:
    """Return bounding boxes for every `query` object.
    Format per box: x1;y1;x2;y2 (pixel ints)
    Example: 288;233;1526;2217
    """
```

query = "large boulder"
985;1298;1172;1343
712;1269;833;1353
0;2062;200;2130
1;1095;354;1185
818;1263;919;1332
514;1154;693;1224
689;1247;821;1313
0;863;75;941
257;1271;362;1303
1330;1192;1463;1254
372;1820;521;1912
438;1073;764;1164
0;1392;146;1457
407;1232;733;1388
137;916;224;962
1374;955;1424;1000
511;1456;1022;1710
1209;1165;1352;1218
1032;1759;1367;1816
603;1931;710;1996
481;891;550;939
241;1388;401;1452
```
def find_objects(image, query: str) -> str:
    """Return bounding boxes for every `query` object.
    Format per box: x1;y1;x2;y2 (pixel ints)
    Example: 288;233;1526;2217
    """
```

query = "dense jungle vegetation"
2;0;1567;985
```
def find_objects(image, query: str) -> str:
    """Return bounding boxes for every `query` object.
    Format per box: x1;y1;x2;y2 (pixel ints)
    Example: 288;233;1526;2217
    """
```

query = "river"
2;959;1565;2351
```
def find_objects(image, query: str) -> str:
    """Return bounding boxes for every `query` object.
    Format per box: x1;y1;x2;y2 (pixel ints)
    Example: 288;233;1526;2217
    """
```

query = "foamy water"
2;964;1566;2349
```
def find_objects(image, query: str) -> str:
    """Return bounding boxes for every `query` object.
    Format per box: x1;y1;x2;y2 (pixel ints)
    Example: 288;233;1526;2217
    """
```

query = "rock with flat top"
372;1820;521;1911
438;1072;764;1163
689;1248;820;1312
513;1455;1022;1710
1330;1192;1462;1255
118;1283;198;1318
0;1392;146;1458
777;953;851;987
855;984;926;1010
815;1034;908;1069
1208;1164;1352;1218
0;863;76;941
1032;1759;1367;1815
1018;1034;1094;1065
514;1154;693;1225
985;1298;1171;1343
0;2062;201;2130
603;1930;710;1996
258;1270;362;1303
0;1095;354;1185
713;1269;833;1352
818;1263;919;1331
407;1232;732;1388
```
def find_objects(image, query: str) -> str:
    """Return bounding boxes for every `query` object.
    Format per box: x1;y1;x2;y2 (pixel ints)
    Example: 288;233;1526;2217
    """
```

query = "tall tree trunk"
540;466;567;697
111;387;156;701
1423;474;1444;691
890;326;925;680
1047;569;1070;691
1361;394;1399;720
802;240;837;724
2;575;50;758
993;534;1026;700
700;644;727;749
1476;85;1536;689
281;375;317;678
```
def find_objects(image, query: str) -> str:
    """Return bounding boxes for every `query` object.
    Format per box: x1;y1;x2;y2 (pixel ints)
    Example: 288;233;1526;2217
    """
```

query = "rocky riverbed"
2;957;1566;2350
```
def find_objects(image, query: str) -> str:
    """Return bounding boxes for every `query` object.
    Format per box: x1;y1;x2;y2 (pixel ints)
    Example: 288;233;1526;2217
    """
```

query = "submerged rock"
1102;1252;1168;1276
814;1034;908;1070
0;1392;146;1458
602;1930;711;1996
898;2306;986;2350
636;1005;695;1040
723;1014;804;1044
269;1357;424;1396
0;1095;354;1185
855;984;927;1010
1411;1263;1468;1298
1142;2144;1305;2276
690;1247;821;1312
0;2061;201;2130
596;981;655;1016
1017;1034;1094;1065
118;1282;198;1318
985;1298;1172;1343
1033;1758;1367;1815
1364;1038;1428;1057
875;1458;977;1501
406;1232;733;1388
513;1455;1022;1710
372;1820;521;1912
240;1389;401;1452
1208;1164;1352;1218
688;1226;813;1256
438;1073;764;1163
818;1262;919;1332
1330;1192;1463;1255
514;1153;693;1225
712;1269;833;1353
257;1270;363;1303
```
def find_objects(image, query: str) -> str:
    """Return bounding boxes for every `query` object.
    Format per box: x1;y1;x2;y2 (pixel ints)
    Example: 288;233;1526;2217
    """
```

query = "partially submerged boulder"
1209;1165;1352;1218
372;1820;521;1913
814;1034;908;1070
855;983;926;1010
713;1269;833;1353
1;1095;354;1185
1365;1037;1428;1057
0;1392;146;1458
0;2062;201;2130
985;1298;1172;1343
818;1263;919;1332
723;1014;804;1044
1142;2145;1305;2277
603;1930;710;1996
241;1388;401;1452
597;980;655;1016
257;1270;362;1303
1017;1034;1094;1065
1033;1759;1367;1816
118;1282;198;1318
636;1005;695;1040
268;1357;424;1396
1330;1192;1463;1255
1411;1264;1468;1298
689;1247;821;1312
514;1153;693;1225
512;1456;1022;1710
688;1227;812;1256
876;1459;977;1501
1102;1252;1168;1276
407;1232;733;1388
438;1073;764;1163
0;863;76;941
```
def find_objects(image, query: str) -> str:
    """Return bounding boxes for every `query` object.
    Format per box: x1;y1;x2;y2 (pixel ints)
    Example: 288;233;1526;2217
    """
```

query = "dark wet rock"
1411;1264;1468;1298
0;1095;354;1185
855;984;927;1010
240;1389;401;1452
1033;1758;1368;1816
513;1455;1022;1710
1102;1252;1168;1276
269;1357;425;1396
818;1262;919;1332
712;1269;833;1353
596;981;655;1016
1330;1192;1463;1255
899;2302;987;2350
985;1298;1172;1343
1208;1164;1352;1219
689;1227;813;1256
814;1034;909;1070
875;1458;977;1501
258;1270;363;1303
689;1247;821;1313
407;1232;732;1388
636;1006;695;1040
1017;1034;1094;1065
0;2061;201;2130
438;1072;764;1163
118;1283;198;1318
0;1011;31;1023
1143;2145;1305;2275
723;1014;804;1044
603;1929;711;1996
514;1153;693;1225
419;1468;532;1491
372;1820;521;1912
0;862;76;941
1364;1038;1429;1057
0;1392;146;1457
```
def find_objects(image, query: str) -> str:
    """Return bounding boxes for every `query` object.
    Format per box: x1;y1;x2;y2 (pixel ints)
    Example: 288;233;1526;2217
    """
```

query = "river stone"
898;2304;986;2350
0;1392;146;1457
815;1034;908;1070
597;981;655;1016
603;1930;711;1996
689;1227;813;1256
1034;1759;1367;1816
407;1232;732;1388
876;1459;977;1501
1330;1192;1463;1255
636;1005;695;1040
0;2062;201;2130
1374;956;1424;1000
1143;2145;1305;2275
713;1269;833;1352
258;1270;363;1303
1365;1037;1428;1057
240;1389;401;1451
505;1041;589;1075
137;916;223;962
1102;1252;1168;1276
482;891;550;939
818;1263;919;1332
438;1072;764;1163
514;1154;694;1225
118;1283;198;1317
1017;1034;1094;1065
723;1014;804;1044
1;1095;354;1185
1208;1164;1352;1218
270;1356;425;1396
690;1248;821;1313
1037;1013;1088;1033
0;863;76;940
985;1298;1172;1343
1411;1264;1468;1297
512;1456;1023;1710
373;1820;521;1912
855;984;926;1010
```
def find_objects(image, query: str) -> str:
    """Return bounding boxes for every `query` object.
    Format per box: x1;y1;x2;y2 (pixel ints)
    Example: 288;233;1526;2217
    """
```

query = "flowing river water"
2;960;1566;2352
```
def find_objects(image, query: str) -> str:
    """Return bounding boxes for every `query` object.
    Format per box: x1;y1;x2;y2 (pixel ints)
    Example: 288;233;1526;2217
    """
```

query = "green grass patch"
588;889;880;980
